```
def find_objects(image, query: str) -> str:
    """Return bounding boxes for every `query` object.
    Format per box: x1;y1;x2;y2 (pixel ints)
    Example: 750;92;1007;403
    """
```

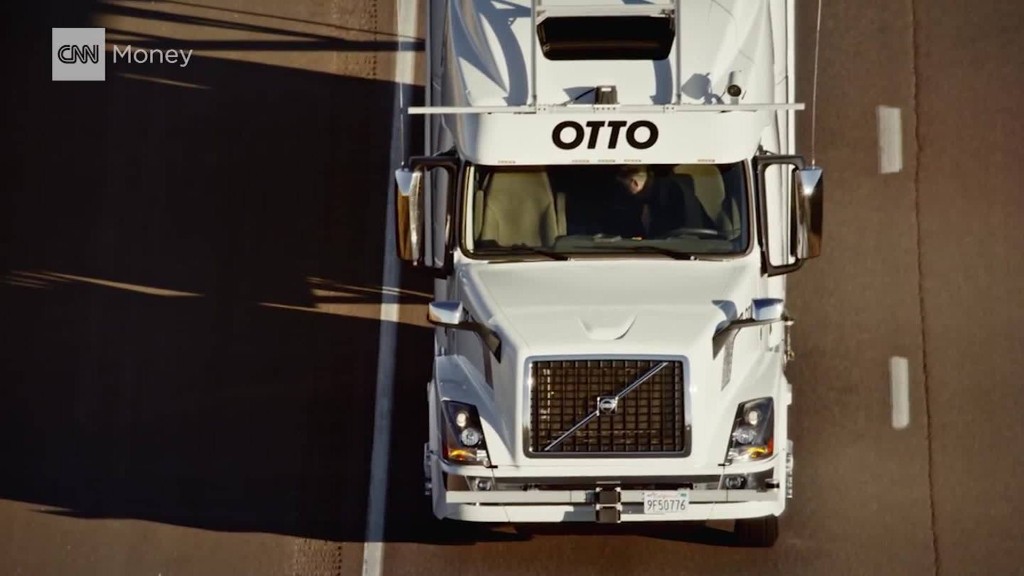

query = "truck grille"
529;359;686;455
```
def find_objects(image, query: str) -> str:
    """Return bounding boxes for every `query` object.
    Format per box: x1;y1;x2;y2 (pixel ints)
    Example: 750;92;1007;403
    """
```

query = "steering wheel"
662;227;723;239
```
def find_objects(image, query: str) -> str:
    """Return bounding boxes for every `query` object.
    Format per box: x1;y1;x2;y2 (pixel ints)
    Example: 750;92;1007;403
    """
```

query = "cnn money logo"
53;28;195;82
53;28;105;81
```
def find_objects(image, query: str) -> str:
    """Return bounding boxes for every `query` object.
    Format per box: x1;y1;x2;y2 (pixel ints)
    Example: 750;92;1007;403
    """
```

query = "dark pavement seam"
909;0;940;574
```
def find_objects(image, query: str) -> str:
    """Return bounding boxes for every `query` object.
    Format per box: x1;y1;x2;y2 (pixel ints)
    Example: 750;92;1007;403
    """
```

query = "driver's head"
615;165;650;195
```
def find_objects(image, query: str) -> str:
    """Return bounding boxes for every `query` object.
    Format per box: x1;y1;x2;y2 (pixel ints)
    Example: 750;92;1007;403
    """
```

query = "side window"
671;163;748;245
466;168;491;250
424;168;450;268
719;163;748;245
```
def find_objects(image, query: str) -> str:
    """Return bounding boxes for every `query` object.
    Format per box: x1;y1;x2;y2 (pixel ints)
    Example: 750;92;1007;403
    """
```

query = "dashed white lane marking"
362;1;418;575
890;356;911;430
878;105;904;174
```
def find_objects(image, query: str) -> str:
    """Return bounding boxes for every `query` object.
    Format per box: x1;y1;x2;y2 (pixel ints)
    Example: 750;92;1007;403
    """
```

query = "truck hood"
454;257;775;467
461;259;759;357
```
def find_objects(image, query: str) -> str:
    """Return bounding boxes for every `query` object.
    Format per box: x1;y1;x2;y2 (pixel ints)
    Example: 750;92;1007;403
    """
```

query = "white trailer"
394;0;824;547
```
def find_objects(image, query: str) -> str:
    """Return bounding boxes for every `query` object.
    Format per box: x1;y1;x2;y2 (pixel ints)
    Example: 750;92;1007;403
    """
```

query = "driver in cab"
603;165;715;239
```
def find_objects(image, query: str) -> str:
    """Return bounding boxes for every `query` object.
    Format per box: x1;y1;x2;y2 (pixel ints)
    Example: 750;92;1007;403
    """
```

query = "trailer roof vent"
537;17;675;61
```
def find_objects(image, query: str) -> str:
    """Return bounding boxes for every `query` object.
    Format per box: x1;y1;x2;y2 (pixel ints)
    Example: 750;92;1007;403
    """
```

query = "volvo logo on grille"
597;396;619;415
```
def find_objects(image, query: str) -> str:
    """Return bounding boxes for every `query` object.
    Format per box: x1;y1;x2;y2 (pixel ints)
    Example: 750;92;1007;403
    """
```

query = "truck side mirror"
393;156;460;271
794;167;824;260
712;298;790;358
395;167;425;264
428;300;502;360
427;300;466;327
754;156;825;276
752;298;784;321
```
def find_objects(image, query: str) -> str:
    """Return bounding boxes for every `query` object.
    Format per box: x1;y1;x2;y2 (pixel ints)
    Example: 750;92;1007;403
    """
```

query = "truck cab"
394;0;824;547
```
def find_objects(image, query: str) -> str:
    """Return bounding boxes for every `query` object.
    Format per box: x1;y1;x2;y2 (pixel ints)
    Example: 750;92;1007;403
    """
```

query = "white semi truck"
394;0;824;547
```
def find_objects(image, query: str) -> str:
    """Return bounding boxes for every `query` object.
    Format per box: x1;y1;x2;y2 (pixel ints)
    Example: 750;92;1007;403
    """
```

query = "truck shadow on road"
390;519;753;548
1;0;427;544
509;522;756;547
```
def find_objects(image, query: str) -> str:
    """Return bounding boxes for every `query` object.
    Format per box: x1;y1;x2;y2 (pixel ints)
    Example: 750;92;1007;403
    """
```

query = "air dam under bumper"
433;457;787;524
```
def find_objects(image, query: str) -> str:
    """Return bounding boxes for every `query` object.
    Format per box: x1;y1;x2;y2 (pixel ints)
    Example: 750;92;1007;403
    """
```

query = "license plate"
643;490;690;514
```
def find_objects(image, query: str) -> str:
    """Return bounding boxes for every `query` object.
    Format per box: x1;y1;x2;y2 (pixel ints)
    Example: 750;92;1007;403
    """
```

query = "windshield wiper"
595;245;695;260
482;246;570;261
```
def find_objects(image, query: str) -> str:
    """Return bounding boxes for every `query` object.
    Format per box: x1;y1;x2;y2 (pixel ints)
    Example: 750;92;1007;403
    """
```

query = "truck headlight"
459;427;483;447
727;398;774;463
441;400;490;466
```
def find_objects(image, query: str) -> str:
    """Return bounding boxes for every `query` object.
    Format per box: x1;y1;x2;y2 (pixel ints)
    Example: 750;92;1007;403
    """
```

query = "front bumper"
428;444;790;523
440;488;783;523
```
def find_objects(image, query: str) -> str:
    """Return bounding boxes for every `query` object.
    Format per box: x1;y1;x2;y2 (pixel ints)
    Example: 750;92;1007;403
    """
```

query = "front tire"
734;515;779;547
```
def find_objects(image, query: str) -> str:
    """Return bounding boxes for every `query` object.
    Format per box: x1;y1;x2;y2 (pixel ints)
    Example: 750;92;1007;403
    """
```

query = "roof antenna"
810;0;823;167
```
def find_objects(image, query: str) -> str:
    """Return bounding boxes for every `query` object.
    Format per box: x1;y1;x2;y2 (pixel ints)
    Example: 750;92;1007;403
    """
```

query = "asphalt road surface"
2;1;1021;575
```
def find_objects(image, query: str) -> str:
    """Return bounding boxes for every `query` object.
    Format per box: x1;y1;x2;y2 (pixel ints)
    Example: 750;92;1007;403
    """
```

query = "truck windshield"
464;163;750;259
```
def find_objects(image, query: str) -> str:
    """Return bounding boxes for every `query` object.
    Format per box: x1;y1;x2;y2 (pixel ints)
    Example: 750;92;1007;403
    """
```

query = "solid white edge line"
877;105;904;175
890;356;911;430
362;1;417;575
